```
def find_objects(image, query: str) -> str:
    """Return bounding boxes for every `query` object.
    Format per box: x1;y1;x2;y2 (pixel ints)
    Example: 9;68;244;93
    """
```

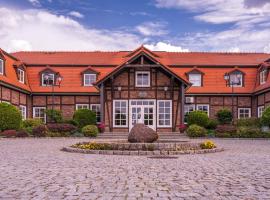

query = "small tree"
216;109;232;124
45;109;63;123
261;106;270;127
0;103;22;131
73;109;96;129
187;110;209;128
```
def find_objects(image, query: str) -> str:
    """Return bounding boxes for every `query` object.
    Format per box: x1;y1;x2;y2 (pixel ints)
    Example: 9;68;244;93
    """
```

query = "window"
229;73;243;87
91;104;101;123
258;106;264;118
19;105;26;120
238;108;251;119
84;74;96;86
18;69;25;83
184;104;195;123
33;107;46;123
135;71;150;87
189;74;202;86
76;104;89;110
260;69;267;85
113;100;128;127
196;104;209;116
42;73;54;86
0;59;3;75
157;100;172;127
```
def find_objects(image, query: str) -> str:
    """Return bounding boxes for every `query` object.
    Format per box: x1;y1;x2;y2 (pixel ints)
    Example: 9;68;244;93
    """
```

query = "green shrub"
186;124;207;137
206;119;219;129
261;106;270;127
73;109;96;129
236;118;261;127
22;119;43;134
71;132;84;137
45;109;63;123
63;119;79;127
46;132;62;137
214;132;232;138
0;103;22;131
187;111;209;128
32;125;48;137
237;126;262;138
216;109;232;124
81;125;99;137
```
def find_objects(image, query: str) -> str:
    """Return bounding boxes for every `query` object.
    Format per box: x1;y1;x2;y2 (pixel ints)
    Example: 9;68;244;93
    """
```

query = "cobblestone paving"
0;138;270;200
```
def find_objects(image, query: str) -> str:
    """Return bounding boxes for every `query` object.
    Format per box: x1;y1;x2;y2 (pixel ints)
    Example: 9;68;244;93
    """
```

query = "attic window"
42;73;54;86
0;59;3;75
229;71;243;87
84;74;96;86
189;74;202;87
260;69;267;85
18;68;25;83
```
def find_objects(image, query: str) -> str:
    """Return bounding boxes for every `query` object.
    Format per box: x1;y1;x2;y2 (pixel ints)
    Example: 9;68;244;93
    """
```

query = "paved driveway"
0;138;270;200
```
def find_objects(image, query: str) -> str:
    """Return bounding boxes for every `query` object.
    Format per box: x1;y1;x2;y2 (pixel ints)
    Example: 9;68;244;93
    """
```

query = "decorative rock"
128;123;158;143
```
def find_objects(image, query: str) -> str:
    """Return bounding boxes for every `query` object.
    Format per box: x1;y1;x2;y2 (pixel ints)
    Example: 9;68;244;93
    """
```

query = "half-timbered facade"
0;46;270;132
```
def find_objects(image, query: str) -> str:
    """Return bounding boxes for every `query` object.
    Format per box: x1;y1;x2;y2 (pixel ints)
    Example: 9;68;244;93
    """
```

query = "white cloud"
136;21;168;36
28;0;40;6
68;11;84;19
145;42;189;52
0;7;142;52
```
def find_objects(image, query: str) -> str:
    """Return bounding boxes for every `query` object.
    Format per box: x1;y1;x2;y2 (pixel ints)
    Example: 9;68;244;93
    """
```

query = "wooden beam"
181;83;185;124
100;83;104;123
125;64;160;68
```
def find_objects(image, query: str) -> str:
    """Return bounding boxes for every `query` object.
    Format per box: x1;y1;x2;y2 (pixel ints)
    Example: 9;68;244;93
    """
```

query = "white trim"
196;104;210;116
42;73;54;86
258;106;264;118
33;107;46;123
0;59;3;75
238;108;251;119
75;104;89;110
260;70;267;85
84;74;96;86
113;100;128;128
19;105;27;120
157;100;172;128
135;71;150;87
18;68;25;83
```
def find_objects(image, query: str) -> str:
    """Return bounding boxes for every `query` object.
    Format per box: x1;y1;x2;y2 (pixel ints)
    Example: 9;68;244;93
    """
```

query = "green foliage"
206;119;219;129
200;140;216;149
0;103;22;131
63;119;79;127
45;109;63;123
187;110;209;128
186;124;207;137
236;118;261;127
261;106;270;126
216;109;232;124
237;126;262;138
32;125;48;137
81;125;99;137
22;119;43;134
73;109;96;129
46;132;64;137
215;124;237;134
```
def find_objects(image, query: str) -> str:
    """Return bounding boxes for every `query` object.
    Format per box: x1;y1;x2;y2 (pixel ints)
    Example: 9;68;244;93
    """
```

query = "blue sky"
0;0;270;52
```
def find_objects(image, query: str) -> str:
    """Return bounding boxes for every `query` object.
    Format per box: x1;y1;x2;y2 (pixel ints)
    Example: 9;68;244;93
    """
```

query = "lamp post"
224;73;241;122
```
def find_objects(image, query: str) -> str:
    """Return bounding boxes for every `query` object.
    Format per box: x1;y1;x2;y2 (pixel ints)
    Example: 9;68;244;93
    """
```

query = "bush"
215;132;232;138
0;130;17;138
16;130;29;137
186;124;207;137
46;132;62;137
216;109;232;124
32;125;48;137
63;119;79;127
0;103;22;131
73;109;96;129
45;109;63;123
215;124;237;134
206;119;219;129
22;119;43;134
236;118;261;127
200;140;216;149
261;106;270;127
47;123;77;134
237;126;262;138
81;125;99;137
187;111;209;128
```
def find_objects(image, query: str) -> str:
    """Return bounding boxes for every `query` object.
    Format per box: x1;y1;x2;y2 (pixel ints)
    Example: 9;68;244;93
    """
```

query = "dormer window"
42;73;54;86
186;69;204;87
0;59;3;75
18;68;25;83
260;69;267;85
84;74;96;86
229;72;243;87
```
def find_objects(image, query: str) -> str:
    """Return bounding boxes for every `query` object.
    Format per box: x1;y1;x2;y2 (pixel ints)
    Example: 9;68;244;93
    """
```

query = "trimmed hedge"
0;103;22;131
187;110;209;128
186;124;207;137
73;109;96;129
81;125;99;137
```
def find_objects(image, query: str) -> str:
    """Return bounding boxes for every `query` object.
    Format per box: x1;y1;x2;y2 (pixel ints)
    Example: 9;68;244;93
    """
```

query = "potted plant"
97;122;105;133
178;124;187;133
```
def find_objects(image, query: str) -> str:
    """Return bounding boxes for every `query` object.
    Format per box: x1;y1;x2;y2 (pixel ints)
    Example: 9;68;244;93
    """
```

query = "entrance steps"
96;132;187;140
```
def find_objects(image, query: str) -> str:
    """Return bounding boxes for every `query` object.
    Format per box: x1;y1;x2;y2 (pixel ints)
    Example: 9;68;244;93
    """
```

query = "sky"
0;0;270;52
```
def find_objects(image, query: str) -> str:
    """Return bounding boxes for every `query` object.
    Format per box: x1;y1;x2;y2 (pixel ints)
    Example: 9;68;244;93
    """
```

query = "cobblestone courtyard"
0;138;270;200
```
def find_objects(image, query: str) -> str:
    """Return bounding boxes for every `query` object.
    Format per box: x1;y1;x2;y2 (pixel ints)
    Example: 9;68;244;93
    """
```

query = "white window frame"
18;68;25;83
90;104;101;123
75;104;89;110
260;70;267;85
0;59;3;75
135;71;150;87
42;73;54;86
196;104;210;116
184;104;195;123
33;107;46;123
189;74;202;87
113;100;128;128
157;100;172;128
258;106;264;118
84;74;96;86
238;108;251;119
19;105;27;120
229;73;243;87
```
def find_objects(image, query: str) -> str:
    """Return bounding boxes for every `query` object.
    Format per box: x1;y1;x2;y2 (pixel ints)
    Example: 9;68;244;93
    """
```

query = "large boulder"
128;123;158;143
